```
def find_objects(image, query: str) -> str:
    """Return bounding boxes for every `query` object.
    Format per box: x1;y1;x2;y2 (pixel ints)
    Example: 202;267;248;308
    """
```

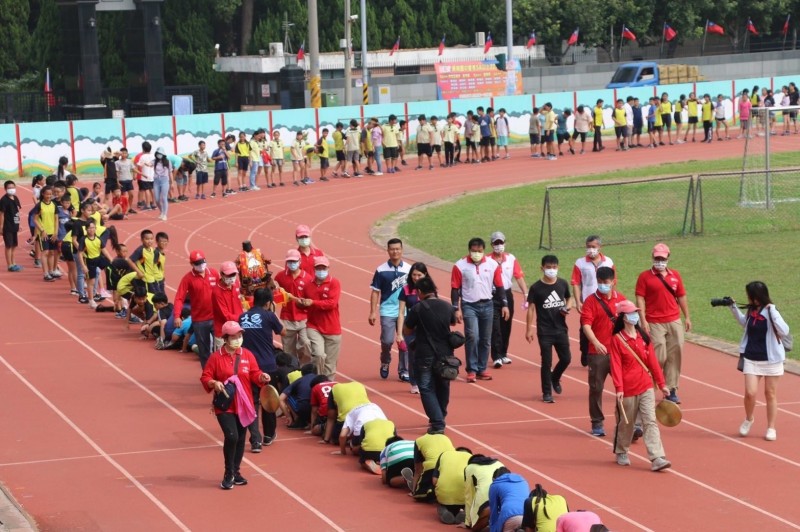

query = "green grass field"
397;153;800;356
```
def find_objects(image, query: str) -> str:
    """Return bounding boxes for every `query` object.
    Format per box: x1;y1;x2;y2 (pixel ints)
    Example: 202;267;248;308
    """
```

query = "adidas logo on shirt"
542;290;565;309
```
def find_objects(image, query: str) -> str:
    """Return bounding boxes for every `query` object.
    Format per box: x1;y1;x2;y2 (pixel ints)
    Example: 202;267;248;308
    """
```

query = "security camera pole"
308;0;321;108
344;0;352;105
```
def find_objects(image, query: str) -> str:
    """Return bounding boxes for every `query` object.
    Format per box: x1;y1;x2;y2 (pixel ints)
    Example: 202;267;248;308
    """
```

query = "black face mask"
242;242;253;253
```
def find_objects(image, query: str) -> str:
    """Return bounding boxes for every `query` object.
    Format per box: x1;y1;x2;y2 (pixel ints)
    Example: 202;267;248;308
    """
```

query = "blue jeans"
404;333;417;385
463;300;493;374
374;146;384;173
380;315;407;374
414;354;450;433
153;177;170;217
249;163;259;187
76;259;86;297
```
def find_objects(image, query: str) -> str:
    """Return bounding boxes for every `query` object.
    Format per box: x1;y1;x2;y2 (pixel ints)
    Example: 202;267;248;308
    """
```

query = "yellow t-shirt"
613;108;626;127
417;124;433;144
67;188;80;210
360;419;395;452
660;101;672;114
116;271;138;297
83;235;102;259
332;382;370;422
434;449;472;506
675;101;684;113
544;111;557;132
593;106;604;127
443;124;458;144
287;370;301;384
37;201;56;235
154;250;166;282
318;138;330;158
464;460;505;527
381;124;399;148
701;101;713;121
654;110;663;127
268;140;284;161
236;141;250;158
687;100;699;117
415;433;455;472
332;130;345;151
248;139;261;162
291;140;307;161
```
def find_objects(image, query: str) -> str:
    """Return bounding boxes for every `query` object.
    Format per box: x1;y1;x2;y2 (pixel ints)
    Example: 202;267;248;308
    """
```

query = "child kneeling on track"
169;307;194;352
108;244;134;318
148;292;177;349
278;364;318;429
401;433;455;501
126;285;154;332
380;436;415;488
307;377;336;437
357;419;396;475
335;402;387;457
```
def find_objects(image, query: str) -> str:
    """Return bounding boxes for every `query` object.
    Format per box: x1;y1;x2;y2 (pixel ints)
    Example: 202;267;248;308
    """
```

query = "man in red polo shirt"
295;224;325;275
572;235;615;367
212;261;244;350
298;255;341;379
635;243;691;404
273;248;312;362
580;266;625;437
174;250;220;367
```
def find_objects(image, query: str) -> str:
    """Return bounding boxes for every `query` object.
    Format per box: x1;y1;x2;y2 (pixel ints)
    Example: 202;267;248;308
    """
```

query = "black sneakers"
220;475;234;490
233;473;248;485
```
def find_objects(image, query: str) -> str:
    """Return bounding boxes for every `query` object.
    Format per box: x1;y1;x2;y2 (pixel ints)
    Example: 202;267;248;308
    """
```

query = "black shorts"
417;143;432;157
557;132;570;143
196;171;209;185
119;180;134;193
715;117;726;122
147;280;165;294
40;235;57;251
529;134;540;144
647;123;655;133
412;469;435;500
359;450;382;464
661;113;672;127
479;137;490;147
213;170;228;186
542;131;554;143
319;157;329;169
335;150;346;162
384;147;399;160
237;157;249;171
673;112;682;125
633;126;643;135
790;111;798;119
571;131;586;142
615;126;626;138
489;137;496;146
466;140;476;148
688;116;699;124
3;230;18;248
432;145;442;153
60;241;73;262
384;457;414;483
109;213;125;221
86;256;110;279
139;181;153;191
104;180;118;195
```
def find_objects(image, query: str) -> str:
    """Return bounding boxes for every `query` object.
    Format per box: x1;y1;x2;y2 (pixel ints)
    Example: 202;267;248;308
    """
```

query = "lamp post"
360;0;368;104
308;0;321;107
343;0;352;106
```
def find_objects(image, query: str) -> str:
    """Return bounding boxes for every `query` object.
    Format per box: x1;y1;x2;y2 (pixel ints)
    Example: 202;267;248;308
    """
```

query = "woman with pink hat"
609;300;672;472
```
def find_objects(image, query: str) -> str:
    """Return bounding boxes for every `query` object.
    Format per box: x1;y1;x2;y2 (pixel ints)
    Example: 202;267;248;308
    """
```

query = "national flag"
296;41;305;62
783;15;791;36
567;28;579;46
746;19;758;36
438;35;446;56
664;23;677;42
483;32;493;54
390;37;400;56
45;68;55;107
526;31;537;49
622;26;637;41
707;21;725;35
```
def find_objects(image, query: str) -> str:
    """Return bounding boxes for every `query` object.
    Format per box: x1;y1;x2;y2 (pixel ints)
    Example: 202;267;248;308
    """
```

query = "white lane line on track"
0;281;346;532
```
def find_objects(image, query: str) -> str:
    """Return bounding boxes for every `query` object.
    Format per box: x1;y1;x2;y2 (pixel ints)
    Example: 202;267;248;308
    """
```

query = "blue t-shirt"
370;260;411;318
648;105;658;124
212;148;228;171
632;106;643;127
56;206;71;241
240;307;284;372
556;116;568;135
283;373;316;409
479;115;491;137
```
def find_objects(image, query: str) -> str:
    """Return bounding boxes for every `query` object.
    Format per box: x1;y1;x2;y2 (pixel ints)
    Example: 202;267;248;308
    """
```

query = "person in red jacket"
212;260;244;349
297;255;341;379
174;250;220;367
295;224;325;275
201;321;271;489
609;300;672;472
273;248;312;362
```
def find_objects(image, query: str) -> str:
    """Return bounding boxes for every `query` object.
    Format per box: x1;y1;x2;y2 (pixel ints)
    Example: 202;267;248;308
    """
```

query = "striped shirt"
380;440;414;469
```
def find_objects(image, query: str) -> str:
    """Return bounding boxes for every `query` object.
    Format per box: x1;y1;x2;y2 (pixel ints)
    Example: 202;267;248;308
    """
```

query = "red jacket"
174;268;220;322
305;275;341;335
609;331;666;397
274;268;312;321
200;347;264;415
212;281;244;337
580;290;626;355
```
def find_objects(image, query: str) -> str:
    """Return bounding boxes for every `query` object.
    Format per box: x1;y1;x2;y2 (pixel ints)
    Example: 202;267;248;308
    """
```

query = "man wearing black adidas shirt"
525;255;573;403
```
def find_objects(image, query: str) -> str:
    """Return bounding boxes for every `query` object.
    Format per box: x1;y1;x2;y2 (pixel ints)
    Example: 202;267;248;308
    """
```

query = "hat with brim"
656;399;682;427
260;384;281;413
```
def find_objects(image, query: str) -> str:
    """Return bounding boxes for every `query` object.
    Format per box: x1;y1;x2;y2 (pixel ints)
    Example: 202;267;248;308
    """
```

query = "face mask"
193;262;207;273
625;312;640;325
597;283;612;295
586;247;599;258
470;251;484;263
6;188;16;196
315;269;329;281
287;261;300;272
492;244;505;253
543;268;558;279
228;337;243;349
297;237;311;247
653;260;668;271
222;275;235;286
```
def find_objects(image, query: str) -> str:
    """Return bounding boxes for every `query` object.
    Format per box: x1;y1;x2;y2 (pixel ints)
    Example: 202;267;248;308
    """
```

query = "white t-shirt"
624;103;634;126
574;111;592;133
342;402;386;436
138;153;155;182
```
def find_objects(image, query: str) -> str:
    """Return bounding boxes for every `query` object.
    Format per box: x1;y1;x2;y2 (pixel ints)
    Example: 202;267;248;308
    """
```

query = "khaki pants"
649;320;684;390
307;328;342;379
614;388;665;460
587;354;610;426
282;319;310;363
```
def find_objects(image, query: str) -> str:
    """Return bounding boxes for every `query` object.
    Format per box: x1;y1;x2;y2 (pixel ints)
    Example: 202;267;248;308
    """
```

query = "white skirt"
743;358;784;376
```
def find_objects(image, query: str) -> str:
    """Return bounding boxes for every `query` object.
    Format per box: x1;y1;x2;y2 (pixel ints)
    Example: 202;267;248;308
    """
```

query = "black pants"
538;333;572;396
593;126;603;150
703;120;712;141
491;289;514;361
444;142;455;165
216;413;246;477
248;380;277;445
454;140;461;161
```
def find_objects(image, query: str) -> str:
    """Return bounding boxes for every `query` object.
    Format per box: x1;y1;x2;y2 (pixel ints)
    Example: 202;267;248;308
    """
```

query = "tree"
0;0;32;79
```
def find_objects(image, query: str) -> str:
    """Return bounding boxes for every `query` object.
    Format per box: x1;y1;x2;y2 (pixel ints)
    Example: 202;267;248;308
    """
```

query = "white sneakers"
739;417;754;437
765;428;777;441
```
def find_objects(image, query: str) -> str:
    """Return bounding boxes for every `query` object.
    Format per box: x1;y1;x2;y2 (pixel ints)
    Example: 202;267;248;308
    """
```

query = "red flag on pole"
746;19;758;36
622;26;637;41
296;41;305;62
664;23;677;42
45;68;55;108
783;15;791;36
567;28;579;46
390;37;400;56
438;35;446;56
483;32;493;54
526;31;536;49
707;21;725;35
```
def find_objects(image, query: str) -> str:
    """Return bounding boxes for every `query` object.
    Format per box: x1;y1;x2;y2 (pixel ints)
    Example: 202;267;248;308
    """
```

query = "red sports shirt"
200;347;264;414
274;268;311;321
609;331;665;397
305;276;341;335
310;381;337;417
174;267;220;322
635;268;686;323
580;290;626;355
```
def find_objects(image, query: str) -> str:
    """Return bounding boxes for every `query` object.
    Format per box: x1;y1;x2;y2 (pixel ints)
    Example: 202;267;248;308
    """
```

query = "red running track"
1;137;799;531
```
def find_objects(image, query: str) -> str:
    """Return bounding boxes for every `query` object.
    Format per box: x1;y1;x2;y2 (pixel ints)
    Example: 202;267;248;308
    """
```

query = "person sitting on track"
380;435;415;488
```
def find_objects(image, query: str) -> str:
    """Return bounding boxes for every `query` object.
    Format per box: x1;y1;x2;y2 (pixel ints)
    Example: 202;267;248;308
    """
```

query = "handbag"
212;353;240;410
766;306;793;352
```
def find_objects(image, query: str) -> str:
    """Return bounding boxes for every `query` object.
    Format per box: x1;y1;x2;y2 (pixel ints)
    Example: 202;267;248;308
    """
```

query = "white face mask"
653;260;668;271
625;312;640;326
470;251;484;263
6;188;16;196
193;262;207;273
543;268;558;279
287;261;300;271
586;247;599;258
492;244;505;253
227;337;243;349
221;275;235;286
297;237;311;247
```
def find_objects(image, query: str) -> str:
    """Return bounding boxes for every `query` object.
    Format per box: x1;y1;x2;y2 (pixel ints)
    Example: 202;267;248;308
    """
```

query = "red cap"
296;224;311;238
220;261;237;276
314;255;330;268
616;300;640;314
652;243;670;258
221;321;243;336
189;250;205;264
285;249;301;261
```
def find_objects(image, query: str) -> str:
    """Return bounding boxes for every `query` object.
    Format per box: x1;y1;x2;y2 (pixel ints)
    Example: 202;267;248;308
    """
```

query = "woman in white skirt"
729;281;790;441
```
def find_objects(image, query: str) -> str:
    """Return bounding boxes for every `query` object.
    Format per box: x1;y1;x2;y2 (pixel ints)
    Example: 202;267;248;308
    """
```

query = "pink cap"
285;249;301;261
616;300;640;314
296;224;311;238
220;261;237;276
652;243;671;258
221;321;243;336
314;255;330;268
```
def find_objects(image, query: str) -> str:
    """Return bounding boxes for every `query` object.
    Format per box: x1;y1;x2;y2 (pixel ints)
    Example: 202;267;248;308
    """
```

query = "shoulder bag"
616;333;656;388
212;353;240;410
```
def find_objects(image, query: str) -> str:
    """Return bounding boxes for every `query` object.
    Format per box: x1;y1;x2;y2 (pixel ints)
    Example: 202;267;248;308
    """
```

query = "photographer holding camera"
725;281;790;441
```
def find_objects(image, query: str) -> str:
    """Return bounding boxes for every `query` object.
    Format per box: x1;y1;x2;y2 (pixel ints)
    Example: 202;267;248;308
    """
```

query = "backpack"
525;484;569;532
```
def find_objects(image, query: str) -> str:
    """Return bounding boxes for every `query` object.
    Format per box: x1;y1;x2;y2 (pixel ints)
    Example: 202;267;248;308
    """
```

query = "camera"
710;297;734;307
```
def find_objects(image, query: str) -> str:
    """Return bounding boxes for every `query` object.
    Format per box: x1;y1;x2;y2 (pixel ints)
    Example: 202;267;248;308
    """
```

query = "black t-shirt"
158;303;174;322
527;278;571;335
283;373;316;408
0;194;21;233
104;156;119;182
240;307;284;372
404;296;455;360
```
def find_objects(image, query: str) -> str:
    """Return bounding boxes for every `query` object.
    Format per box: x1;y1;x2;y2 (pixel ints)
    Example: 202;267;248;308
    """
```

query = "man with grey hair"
571;235;615;366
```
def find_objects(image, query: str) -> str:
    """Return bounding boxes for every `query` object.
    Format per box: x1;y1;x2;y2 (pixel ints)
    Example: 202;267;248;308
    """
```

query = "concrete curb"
0;482;37;531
